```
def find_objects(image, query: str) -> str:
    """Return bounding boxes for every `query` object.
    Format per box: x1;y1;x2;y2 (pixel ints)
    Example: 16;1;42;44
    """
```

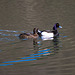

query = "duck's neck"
53;25;57;30
33;28;36;35
52;25;59;35
33;31;36;35
33;30;38;36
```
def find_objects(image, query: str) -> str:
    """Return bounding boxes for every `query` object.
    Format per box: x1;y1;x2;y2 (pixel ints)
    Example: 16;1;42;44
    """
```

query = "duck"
19;28;39;39
37;23;62;40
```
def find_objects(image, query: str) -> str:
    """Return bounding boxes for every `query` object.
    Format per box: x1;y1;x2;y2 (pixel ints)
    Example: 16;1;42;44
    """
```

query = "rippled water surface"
0;0;75;75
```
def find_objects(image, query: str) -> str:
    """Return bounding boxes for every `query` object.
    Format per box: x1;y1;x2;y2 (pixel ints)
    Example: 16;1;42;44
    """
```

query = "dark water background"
0;0;75;75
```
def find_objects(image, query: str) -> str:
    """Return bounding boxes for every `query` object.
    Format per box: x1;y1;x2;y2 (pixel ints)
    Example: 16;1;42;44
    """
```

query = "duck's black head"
53;23;62;30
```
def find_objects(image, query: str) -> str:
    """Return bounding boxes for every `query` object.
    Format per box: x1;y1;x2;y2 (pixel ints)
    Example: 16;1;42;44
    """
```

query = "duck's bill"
59;26;62;28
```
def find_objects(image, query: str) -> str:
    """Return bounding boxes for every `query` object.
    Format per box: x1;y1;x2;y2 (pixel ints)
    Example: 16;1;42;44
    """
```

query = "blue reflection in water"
3;59;37;63
30;52;50;56
0;64;13;66
0;29;25;33
38;49;50;52
59;35;68;38
22;38;28;40
21;56;40;59
0;48;51;66
63;36;67;38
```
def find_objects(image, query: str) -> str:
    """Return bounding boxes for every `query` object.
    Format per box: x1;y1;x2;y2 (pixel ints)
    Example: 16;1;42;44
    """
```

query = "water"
0;0;75;75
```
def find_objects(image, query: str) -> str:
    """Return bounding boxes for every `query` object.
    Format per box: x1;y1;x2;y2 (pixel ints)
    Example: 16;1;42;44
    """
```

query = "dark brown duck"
19;28;39;39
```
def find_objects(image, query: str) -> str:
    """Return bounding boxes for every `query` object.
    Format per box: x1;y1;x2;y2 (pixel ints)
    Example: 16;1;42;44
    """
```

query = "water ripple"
0;29;25;33
0;38;15;42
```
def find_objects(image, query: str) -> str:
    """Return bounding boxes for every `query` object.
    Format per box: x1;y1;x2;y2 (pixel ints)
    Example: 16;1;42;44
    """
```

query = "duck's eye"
57;24;59;25
56;24;59;27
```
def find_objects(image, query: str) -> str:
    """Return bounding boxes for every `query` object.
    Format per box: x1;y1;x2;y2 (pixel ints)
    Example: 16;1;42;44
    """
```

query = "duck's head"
33;28;39;35
53;23;62;30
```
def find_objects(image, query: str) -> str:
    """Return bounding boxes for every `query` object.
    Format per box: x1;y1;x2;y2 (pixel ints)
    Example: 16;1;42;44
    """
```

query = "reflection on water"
0;29;65;66
0;0;75;75
0;29;25;42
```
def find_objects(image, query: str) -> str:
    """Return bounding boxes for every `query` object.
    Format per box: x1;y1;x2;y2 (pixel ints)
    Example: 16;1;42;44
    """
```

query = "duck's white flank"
41;32;54;40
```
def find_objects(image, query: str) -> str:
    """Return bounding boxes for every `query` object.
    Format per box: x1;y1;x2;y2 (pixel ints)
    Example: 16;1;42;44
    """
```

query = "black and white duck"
37;23;62;40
